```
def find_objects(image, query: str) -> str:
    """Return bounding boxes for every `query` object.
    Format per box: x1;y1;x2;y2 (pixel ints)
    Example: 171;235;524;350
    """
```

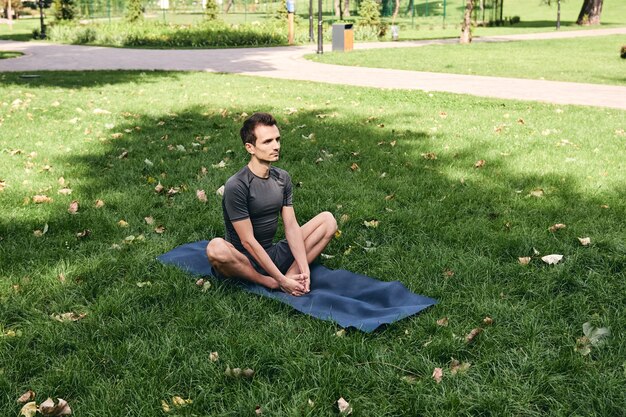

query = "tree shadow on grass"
0;70;185;89
0;74;625;416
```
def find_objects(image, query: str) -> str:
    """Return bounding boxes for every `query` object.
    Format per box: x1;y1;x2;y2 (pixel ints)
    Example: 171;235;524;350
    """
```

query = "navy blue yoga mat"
157;241;437;332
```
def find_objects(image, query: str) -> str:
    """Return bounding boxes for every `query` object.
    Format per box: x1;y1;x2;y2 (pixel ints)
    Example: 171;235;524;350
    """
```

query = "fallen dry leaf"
212;160;227;169
196;189;207;202
363;220;379;228
76;229;90;239
339;214;349;224
39;397;72;416
161;400;171;413
350;163;359;171
209;352;219;362
20;402;38;417
17;390;35;404
439;112;448;118
385;193;395;201
154;225;166;234
541;254;563;265
483;316;494;326
216;185;225;196
436;317;449;327
58;188;72;196
443;269;455;278
518;257;531;265
94;199;105;208
432;367;443;384
334;230;342;238
421;152;437;160
337;397;352;415
92;108;110;115
166;187;180;197
68;201;79;215
117;150;128;159
548;223;566;232
474;160;486;168
578;237;591;246
171;396;192;408
529;188;544;198
255;406;263;415
154;183;164;193
33;195;53;204
465;327;483;343
51;312;86;322
335;329;346;337
450;359;471;375
144;216;154;225
118;220;129;228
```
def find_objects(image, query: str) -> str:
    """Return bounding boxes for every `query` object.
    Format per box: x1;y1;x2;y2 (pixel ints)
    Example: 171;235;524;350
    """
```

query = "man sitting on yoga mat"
206;112;337;297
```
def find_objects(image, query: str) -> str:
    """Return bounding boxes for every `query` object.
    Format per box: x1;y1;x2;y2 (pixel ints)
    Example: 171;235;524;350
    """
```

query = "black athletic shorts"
248;239;295;276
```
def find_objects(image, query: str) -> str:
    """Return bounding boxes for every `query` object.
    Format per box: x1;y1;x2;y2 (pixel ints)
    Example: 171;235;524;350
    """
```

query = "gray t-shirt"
222;165;293;255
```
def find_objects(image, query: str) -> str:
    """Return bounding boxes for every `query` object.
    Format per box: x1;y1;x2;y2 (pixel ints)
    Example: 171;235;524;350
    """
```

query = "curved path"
1;27;625;109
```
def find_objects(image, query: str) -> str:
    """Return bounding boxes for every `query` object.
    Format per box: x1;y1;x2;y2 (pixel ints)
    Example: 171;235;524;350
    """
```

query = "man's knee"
320;211;337;237
206;238;232;265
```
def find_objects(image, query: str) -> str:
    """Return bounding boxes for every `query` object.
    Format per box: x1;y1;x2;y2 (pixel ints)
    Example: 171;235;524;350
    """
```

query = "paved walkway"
1;27;625;109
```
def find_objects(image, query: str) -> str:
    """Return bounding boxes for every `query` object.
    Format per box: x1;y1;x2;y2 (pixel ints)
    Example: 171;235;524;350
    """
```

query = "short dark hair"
240;112;277;146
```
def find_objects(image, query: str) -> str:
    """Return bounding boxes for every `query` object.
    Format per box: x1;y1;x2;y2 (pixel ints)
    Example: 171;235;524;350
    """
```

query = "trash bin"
332;23;354;52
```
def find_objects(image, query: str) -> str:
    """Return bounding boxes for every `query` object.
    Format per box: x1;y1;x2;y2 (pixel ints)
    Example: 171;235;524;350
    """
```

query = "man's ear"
244;142;255;155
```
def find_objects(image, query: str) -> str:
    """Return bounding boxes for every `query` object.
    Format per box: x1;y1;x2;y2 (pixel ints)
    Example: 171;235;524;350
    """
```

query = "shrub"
358;0;380;27
204;0;219;21
125;0;143;23
46;21;287;48
621;45;626;59
53;0;76;21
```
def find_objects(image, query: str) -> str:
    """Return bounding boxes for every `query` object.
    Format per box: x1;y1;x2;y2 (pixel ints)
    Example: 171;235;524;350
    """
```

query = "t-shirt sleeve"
224;179;250;221
283;171;293;206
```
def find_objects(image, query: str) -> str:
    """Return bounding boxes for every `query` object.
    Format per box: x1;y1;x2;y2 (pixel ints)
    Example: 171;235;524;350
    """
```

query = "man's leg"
206;238;280;289
285;211;337;276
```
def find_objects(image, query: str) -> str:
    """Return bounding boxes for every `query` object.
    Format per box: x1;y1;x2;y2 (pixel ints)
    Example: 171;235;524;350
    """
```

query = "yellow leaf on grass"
20;402;38;417
209;352;219;362
118;220;129;228
154;225;166;234
363;220;379;228
578;237;591;246
436;317;449;326
144;216;154;225
518;257;531;265
474;160;486;168
483;316;494;325
95;199;105;208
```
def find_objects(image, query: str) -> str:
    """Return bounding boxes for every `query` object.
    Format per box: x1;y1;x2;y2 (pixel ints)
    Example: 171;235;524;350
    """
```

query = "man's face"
247;124;281;163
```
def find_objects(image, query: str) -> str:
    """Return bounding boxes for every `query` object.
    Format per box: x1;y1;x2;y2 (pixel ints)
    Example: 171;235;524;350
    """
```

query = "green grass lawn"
308;35;626;86
1;71;625;416
0;51;23;59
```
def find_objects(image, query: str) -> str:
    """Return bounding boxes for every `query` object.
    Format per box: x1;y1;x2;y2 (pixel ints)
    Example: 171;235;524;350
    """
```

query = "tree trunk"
344;0;350;17
460;0;473;44
224;0;233;13
576;0;603;25
391;0;399;22
334;0;340;17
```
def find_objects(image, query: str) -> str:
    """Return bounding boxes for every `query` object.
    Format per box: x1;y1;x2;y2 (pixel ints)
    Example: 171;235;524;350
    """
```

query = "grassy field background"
308;35;626;86
1;71;625;416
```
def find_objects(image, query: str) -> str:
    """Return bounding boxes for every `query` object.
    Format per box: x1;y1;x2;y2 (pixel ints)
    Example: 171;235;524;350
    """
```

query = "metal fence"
70;0;503;26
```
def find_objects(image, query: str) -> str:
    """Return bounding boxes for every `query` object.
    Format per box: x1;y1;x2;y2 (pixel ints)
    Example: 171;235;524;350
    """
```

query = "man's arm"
231;218;304;295
282;206;310;290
